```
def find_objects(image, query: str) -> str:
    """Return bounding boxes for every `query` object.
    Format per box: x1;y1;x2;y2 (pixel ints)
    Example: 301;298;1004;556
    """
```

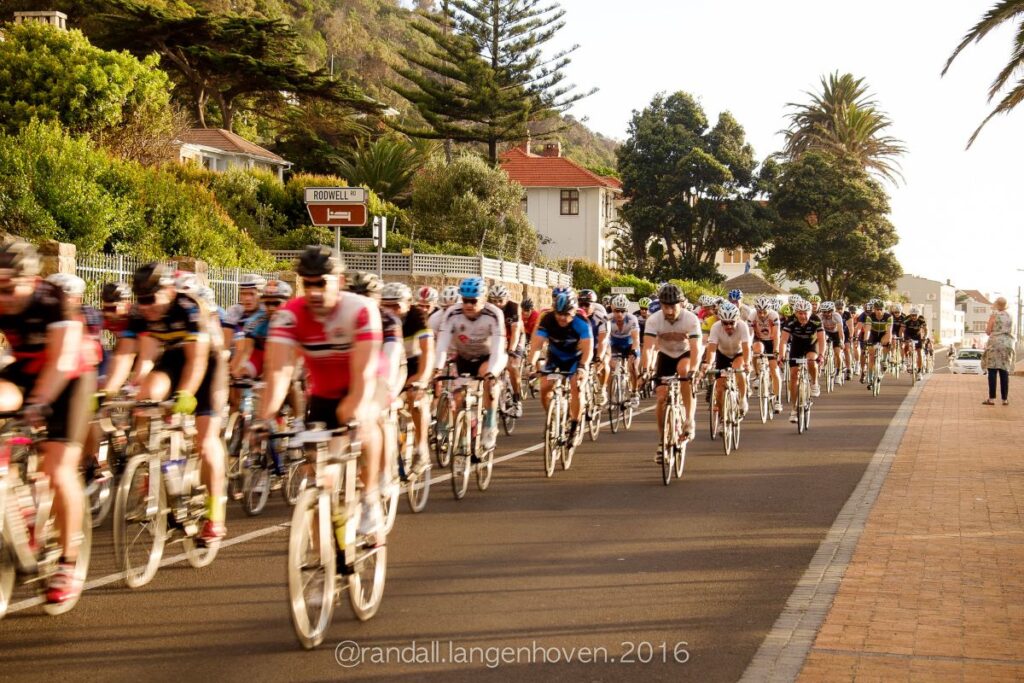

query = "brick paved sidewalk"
797;374;1024;681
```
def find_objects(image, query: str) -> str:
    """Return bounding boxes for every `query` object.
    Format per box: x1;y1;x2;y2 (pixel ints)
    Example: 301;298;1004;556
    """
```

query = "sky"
536;0;1024;302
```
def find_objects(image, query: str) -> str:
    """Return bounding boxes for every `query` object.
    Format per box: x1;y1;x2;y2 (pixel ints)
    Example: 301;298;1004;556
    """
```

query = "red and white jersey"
269;292;382;399
747;309;780;341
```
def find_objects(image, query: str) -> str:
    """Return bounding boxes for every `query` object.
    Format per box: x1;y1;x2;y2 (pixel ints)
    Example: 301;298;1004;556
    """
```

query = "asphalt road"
2;358;942;682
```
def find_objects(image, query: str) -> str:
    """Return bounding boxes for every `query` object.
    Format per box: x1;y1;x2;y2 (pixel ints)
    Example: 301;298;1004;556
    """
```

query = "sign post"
610;286;635;295
373;217;387;277
303;187;368;255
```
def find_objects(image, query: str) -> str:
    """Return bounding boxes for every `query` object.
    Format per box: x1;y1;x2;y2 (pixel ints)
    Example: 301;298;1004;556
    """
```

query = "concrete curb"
738;376;930;683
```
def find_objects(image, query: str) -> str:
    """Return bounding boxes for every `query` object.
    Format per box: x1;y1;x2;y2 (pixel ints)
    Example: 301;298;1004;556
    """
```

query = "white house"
959;289;993;334
12;10;68;30
897;274;963;346
173;128;292;181
500;142;622;268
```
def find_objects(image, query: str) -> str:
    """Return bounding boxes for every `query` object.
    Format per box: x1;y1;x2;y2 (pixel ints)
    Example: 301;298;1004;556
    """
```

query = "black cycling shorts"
655;351;689;379
788;339;817;366
406;355;420;379
866;332;888;347
154;352;226;418
826;331;843;348
753;338;775;355
543;356;580;376
455;355;489;377
0;365;96;444
714;351;739;371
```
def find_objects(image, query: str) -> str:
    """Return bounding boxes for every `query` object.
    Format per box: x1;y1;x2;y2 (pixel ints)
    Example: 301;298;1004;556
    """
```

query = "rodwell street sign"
304;186;368;227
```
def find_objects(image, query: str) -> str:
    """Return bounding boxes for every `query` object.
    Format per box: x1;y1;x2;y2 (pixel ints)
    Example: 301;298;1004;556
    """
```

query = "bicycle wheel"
0;546;14;619
182;456;219;568
608;375;622;434
797;405;805;434
381;454;400;535
405;455;431;513
347;541;387;622
287;488;336;649
623;387;635;431
722;393;734;456
450;412;471;500
708;398;719;441
733;411;742;449
433;394;453;468
113;454;166;588
758;374;769;424
673;425;686;478
661;409;675;486
499;382;517;435
224;413;246;501
87;468;114;529
476;447;494;491
283;453;308;506
242;436;272;516
803;403;811;431
543;399;560;478
40;493;92;616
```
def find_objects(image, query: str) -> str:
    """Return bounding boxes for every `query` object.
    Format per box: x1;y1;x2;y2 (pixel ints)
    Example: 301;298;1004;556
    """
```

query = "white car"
950;349;984;375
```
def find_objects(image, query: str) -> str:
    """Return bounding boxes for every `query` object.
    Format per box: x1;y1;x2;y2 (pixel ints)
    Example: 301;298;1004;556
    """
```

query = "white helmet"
381;282;412;302
416;286;438;305
891;303;903;314
794;300;813;313
610;294;629;310
47;273;86;297
488;284;510;301
909;305;921;316
819;301;836;313
754;295;773;310
239;273;266;292
717;302;740;321
698;294;715;307
788;294;803;306
440;285;460;307
174;271;199;293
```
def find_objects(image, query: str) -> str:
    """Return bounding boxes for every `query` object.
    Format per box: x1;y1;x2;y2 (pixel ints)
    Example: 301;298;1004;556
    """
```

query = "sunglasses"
722;321;736;327
613;308;627;313
137;294;157;306
578;302;591;308
263;300;282;308
302;278;328;289
102;305;120;313
555;311;574;318
462;298;478;305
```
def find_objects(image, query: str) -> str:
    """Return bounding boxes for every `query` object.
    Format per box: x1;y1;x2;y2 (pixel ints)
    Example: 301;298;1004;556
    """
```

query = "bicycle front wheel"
42;493;93;616
722;393;734;456
113;455;166;588
347;542;387;622
450;413;471;500
433;394;454;468
287;488;336;649
500;384;517;435
476;447;494;491
661;409;675;486
543;399;560;478
608;375;622;434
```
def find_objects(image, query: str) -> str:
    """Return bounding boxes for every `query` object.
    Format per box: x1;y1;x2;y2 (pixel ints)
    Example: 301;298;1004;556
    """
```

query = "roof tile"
499;147;621;190
177;128;286;164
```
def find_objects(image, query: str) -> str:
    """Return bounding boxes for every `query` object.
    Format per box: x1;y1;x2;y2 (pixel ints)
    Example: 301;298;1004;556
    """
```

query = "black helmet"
296;245;344;277
101;281;131;303
0;239;40;277
578;289;596;304
521;297;534;310
657;283;683;305
132;262;173;296
346;271;381;296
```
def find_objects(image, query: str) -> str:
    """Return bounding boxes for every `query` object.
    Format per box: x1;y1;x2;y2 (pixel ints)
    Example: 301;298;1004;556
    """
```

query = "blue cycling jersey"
535;311;593;362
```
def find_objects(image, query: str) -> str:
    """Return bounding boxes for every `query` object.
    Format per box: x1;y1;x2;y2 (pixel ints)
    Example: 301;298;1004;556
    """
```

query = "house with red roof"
500;141;622;267
173;128;292;181
958;289;994;334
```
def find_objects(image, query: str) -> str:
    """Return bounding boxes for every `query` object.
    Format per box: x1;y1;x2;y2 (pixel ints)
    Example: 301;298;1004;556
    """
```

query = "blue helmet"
729;289;742;301
554;289;578;313
459;277;486;299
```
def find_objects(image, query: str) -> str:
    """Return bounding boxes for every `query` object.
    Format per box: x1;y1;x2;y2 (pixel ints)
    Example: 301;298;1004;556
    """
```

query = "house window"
560;189;579;215
521;193;528;213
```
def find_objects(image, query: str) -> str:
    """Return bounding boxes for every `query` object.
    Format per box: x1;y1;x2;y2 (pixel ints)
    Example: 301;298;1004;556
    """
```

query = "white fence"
269;250;571;288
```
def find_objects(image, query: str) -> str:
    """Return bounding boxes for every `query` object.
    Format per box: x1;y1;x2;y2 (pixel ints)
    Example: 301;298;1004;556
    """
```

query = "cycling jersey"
819;311;844;335
902;316;926;340
865;312;894;335
428;307;447;337
644;309;701;359
609;313;639;345
269;292;383;400
535;311;592;369
0;281;90;378
501;301;521;344
700;314;718;335
890;314;905;336
521;309;540;336
241;309;271;375
782;316;823;361
400;306;431;360
224;303;261;336
434;303;506;373
707;320;751;358
747;310;780;341
581;303;609;343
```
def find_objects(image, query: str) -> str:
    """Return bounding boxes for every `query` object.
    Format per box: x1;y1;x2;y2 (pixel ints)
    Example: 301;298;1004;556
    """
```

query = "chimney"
518;131;533;155
14;11;68;30
540;142;562;158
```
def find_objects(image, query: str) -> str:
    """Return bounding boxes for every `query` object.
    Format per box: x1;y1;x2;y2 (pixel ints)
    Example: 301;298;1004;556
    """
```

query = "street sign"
610;286;635;294
306;203;368;227
304;187;367;204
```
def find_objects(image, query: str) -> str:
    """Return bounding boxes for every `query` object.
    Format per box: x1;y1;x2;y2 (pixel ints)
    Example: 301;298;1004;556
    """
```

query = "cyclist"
748;295;783;413
47;273;103;373
0;240;96;604
601;294;612;309
728;288;754;321
577;289;610;405
901;306;928;374
415;286;438;322
527;289;593;443
261;247;385;538
643;283;701;456
434;277;507;451
862;299;894;389
838;300;856;379
431;285;460;337
489;284;524;417
780;299;825;422
697;295;718;344
608;294;641;406
380;282;434;475
819;301;846;380
808;294;822;317
521;297;540;343
230;279;292;379
700;302;751;415
636;297;652;334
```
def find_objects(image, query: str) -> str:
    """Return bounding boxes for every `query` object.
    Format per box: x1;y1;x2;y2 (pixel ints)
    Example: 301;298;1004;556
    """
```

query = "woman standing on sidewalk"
982;297;1015;405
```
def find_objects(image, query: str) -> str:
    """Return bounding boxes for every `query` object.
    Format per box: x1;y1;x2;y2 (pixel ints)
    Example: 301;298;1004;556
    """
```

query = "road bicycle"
540;370;576;477
382;389;430;522
792;358;813;434
580;363;603;442
658;375;689;486
430;368;456;469
442;374;495;500
866;344;884;397
84;398;132;528
707;368;742;455
752;353;776;424
0;413;92;618
286;422;386;649
113;400;218;589
823;345;837;394
498;369;520;435
888;342;902;380
223;379;259;502
607;352;636;433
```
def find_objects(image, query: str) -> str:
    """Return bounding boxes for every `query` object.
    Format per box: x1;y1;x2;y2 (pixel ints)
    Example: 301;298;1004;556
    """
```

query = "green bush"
562;258;615;293
669;278;726;303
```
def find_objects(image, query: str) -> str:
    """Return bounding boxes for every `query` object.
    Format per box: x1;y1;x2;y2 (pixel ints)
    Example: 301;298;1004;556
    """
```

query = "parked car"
950;349;984;375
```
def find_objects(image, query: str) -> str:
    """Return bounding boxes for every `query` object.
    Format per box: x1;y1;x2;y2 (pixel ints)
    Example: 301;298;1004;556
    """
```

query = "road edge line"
738;375;930;682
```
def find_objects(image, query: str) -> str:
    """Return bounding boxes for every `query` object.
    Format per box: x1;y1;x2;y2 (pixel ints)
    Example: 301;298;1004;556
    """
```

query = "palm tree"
943;0;1024;148
332;136;437;206
781;72;906;183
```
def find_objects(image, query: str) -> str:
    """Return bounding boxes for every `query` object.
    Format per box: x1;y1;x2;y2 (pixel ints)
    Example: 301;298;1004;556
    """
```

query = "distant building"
897;275;963;346
173;128;291;181
958;289;993;334
13;11;68;30
500;142;622;268
722;272;786;298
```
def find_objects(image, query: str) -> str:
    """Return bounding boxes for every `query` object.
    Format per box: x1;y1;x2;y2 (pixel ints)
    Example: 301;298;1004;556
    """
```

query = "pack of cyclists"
0;237;937;618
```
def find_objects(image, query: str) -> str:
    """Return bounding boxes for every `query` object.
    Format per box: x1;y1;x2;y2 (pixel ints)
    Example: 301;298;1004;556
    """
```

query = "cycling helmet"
295;245;343;277
835;299;846;310
262;279;292;300
891;303;903;314
697;294;714;307
46;273;86;297
101;282;131;303
440;285;460;306
787;294;803;306
658;283;683;305
488;284;510;302
794;300;813;313
909;305;921;316
717;302;740;321
808;294;822;304
346;271;382;296
416;286;438;305
174;271;199;293
684;302;694;311
578;289;597;304
869;298;883;310
754;295;772;311
554;289;578;313
819;301;836;313
552;286;570;299
381;282;412;302
0;239;40;277
780;303;793;317
610;294;629;310
459;277;486;299
521;297;534;310
132;262;174;296
713;296;725;305
728;289;743;301
239;273;266;291
602;295;612;306
637;297;652;309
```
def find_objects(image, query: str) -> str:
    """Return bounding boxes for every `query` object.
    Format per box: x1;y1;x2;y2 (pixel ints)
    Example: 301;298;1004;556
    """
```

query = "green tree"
332;135;436;206
781;72;906;183
943;1;1024;147
407;152;539;259
616;91;772;282
0;20;173;138
764;151;902;302
390;0;594;165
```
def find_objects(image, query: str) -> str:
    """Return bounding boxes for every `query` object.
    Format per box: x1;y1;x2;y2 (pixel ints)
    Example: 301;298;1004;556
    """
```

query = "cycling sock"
206;495;227;523
484;409;496;429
